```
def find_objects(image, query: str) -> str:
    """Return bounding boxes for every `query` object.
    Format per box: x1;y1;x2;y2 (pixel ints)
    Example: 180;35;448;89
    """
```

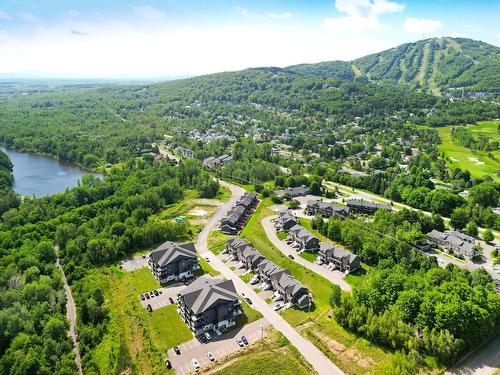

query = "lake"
1;145;98;197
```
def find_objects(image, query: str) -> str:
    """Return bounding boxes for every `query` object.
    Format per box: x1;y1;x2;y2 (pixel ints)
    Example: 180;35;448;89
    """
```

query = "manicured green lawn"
128;267;160;293
299;251;317;263
276;231;287;240
240;271;255;283
344;264;371;288
436;121;500;181
197;255;221;276
147;304;193;352
207;230;230;254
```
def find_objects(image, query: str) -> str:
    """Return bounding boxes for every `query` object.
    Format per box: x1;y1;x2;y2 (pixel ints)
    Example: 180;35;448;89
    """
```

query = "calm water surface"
1;145;98;197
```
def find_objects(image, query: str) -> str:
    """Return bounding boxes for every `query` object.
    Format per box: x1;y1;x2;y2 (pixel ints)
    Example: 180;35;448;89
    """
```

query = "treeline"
0;158;218;374
320;209;500;368
451;127;499;152
0;149;13;191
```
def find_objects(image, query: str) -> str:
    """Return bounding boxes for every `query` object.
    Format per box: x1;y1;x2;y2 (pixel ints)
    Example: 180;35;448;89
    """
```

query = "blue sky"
0;0;498;78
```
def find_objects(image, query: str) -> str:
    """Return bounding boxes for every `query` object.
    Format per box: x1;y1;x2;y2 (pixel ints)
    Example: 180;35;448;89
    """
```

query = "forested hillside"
287;37;500;94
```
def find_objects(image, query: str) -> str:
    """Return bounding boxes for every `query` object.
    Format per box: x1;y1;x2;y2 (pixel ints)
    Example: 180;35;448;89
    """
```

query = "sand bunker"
188;208;208;216
450;157;459;161
467;157;485;165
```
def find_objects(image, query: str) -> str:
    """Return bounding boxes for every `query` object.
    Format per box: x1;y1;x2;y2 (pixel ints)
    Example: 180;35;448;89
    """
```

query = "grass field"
208;230;230;254
86;266;181;374
437;120;500;181
207;330;312;375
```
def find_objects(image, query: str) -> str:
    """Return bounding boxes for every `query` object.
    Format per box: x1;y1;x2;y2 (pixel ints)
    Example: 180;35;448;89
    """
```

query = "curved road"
197;180;344;375
262;215;352;292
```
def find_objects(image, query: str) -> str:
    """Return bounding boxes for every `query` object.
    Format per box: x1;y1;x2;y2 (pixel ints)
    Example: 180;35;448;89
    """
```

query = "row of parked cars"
140;289;162;300
167;334;250;371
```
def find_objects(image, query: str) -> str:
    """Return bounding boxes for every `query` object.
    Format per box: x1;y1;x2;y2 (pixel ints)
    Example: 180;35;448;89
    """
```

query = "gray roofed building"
288;224;320;251
318;243;360;272
346;199;392;215
306;200;349;219
427;229;477;260
177;276;242;335
271;272;312;308
220;192;258;234
149;241;199;283
275;209;299;231
274;185;310;199
203;154;233;169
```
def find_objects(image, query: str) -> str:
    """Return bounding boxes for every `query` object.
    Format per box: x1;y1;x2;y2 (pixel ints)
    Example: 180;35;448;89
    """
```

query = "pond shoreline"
0;144;102;197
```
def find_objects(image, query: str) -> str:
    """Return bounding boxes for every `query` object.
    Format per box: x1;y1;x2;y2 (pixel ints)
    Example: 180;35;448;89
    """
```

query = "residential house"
427;229;477;259
306;200;350;219
274;185;310;199
318;243;360;273
203;154;233;169
275;210;299;231
346;199;392;215
177;147;194;158
220;193;258;234
177;276;242;335
149;242;199;283
270;272;312;308
288;224;320;251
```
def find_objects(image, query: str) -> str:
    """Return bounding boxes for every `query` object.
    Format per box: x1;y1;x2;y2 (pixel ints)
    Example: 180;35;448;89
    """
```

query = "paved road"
56;256;83;375
197;180;344;375
169;318;270;375
446;336;500;375
262;215;352;292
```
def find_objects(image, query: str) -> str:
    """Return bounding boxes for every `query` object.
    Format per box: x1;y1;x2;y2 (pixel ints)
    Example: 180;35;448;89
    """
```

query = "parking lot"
139;284;186;311
168;318;270;374
121;254;149;271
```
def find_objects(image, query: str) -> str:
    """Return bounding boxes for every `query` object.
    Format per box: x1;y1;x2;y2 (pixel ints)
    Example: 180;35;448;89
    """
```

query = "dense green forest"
0;159;218;374
314;209;499;370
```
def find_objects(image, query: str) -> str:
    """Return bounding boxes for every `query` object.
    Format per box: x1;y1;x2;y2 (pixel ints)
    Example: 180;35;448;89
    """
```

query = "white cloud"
18;11;40;22
132;5;167;21
234;6;292;19
404;17;442;34
322;0;404;33
0;19;389;78
0;9;12;21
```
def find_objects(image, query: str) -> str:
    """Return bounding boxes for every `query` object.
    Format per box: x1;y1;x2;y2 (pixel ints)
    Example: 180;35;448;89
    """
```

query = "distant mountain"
286;37;500;95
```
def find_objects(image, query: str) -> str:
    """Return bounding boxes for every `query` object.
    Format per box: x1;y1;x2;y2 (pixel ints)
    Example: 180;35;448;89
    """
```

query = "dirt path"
56;254;83;375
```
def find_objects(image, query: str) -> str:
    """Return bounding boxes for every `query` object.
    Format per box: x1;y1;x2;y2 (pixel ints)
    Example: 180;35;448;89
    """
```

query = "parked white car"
273;303;283;311
207;352;215;361
192;358;200;369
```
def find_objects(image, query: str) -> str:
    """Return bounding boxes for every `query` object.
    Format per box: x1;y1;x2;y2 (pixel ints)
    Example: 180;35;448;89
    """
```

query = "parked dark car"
244;297;252;305
140;294;145;301
174;346;181;355
241;336;248;345
154;290;159;296
164;359;171;369
142;254;146;259
168;297;174;304
146;304;152;312
288;254;294;259
145;293;150;299
150;291;155;298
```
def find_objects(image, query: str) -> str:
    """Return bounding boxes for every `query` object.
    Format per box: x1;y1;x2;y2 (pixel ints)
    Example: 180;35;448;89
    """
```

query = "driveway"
197;180;344;375
262;215;352;292
121;254;148;271
168;318;270;375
